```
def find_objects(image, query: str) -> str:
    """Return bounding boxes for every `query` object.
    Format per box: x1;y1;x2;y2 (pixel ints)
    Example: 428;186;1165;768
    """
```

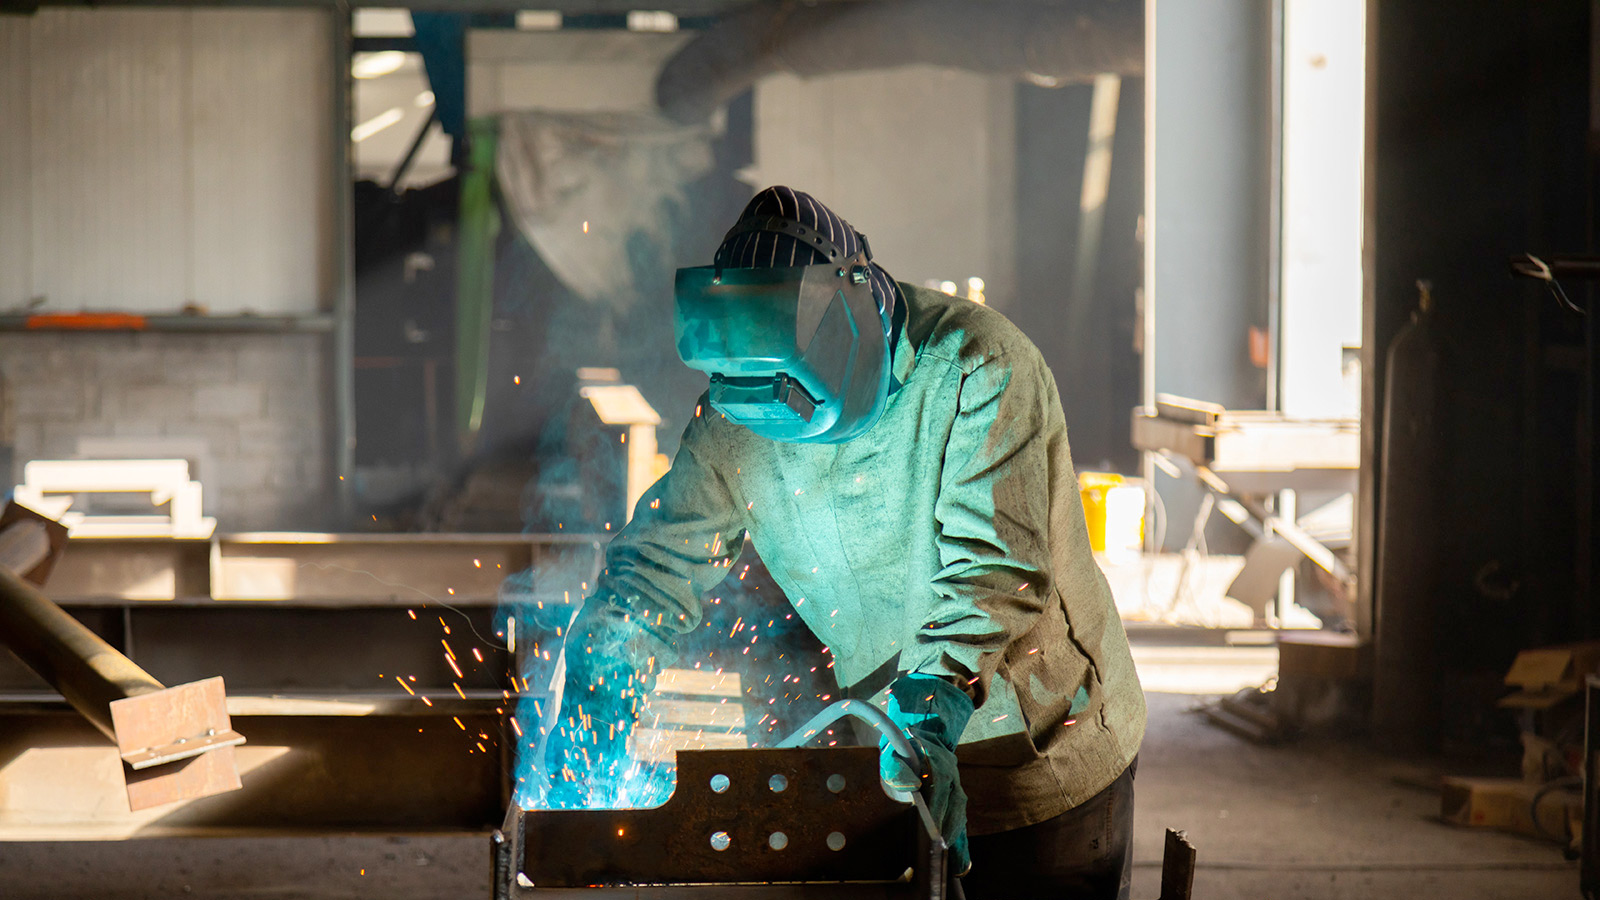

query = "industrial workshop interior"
2;1;1599;899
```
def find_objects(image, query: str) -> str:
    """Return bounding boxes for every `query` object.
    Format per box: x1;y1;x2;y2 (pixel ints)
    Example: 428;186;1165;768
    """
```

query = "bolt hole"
710;831;731;851
769;832;788;851
768;774;788;793
826;774;846;793
709;774;730;793
826;831;846;851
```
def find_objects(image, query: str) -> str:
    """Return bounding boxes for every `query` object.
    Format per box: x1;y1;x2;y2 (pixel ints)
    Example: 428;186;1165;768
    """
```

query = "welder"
547;186;1146;899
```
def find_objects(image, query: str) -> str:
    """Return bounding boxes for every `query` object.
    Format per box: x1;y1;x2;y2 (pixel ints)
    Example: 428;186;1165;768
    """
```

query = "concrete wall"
750;67;1017;308
0;332;328;531
467;29;690;115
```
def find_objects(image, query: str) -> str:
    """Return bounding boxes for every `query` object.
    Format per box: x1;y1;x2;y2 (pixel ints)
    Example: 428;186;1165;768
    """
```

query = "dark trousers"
959;758;1136;900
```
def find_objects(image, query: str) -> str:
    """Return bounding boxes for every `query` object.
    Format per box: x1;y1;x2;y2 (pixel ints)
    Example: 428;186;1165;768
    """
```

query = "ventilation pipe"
656;0;1143;124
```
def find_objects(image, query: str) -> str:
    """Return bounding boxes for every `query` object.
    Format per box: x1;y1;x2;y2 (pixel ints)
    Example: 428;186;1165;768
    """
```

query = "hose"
1530;775;1582;844
776;698;924;780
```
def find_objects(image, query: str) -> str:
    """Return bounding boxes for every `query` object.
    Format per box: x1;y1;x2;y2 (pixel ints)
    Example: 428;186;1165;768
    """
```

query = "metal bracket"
110;676;244;810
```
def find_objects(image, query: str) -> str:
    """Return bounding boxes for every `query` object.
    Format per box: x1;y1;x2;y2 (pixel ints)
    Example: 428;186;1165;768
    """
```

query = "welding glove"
881;673;975;876
543;594;670;809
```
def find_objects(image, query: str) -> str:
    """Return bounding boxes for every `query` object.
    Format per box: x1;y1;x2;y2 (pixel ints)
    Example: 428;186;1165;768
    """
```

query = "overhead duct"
656;0;1144;124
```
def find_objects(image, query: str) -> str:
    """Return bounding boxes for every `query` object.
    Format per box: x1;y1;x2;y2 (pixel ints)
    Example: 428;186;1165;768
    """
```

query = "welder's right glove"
542;593;670;809
881;673;976;876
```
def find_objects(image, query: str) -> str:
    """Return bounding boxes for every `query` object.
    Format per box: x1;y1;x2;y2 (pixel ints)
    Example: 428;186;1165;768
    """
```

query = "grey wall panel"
190;10;332;314
27;9;191;311
5;8;332;316
1144;0;1274;550
0;19;32;310
1146;0;1272;412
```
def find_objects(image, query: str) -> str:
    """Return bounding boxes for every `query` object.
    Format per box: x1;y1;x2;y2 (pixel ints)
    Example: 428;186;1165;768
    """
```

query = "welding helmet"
674;215;893;443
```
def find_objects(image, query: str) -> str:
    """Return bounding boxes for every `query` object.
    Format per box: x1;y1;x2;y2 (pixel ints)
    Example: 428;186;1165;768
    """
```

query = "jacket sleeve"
597;397;747;641
904;353;1059;708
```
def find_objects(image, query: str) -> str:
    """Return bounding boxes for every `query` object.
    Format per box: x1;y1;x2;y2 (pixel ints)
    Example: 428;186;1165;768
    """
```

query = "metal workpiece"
498;746;949;899
0;506;245;811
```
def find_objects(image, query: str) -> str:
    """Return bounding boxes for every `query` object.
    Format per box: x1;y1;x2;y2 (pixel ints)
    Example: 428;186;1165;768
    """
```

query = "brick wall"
0;331;330;531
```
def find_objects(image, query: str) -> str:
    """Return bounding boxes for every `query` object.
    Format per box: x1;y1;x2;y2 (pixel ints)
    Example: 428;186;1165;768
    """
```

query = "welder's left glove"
542;594;671;809
881;673;975;876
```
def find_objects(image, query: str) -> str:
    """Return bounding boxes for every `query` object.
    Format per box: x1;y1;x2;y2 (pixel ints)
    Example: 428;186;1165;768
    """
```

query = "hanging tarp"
494;111;713;307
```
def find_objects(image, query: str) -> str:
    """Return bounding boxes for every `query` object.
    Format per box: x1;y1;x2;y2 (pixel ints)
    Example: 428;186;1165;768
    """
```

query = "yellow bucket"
1079;471;1145;555
1078;472;1124;553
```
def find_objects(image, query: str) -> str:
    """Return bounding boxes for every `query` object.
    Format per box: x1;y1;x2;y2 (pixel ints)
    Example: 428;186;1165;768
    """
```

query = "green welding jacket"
598;283;1146;834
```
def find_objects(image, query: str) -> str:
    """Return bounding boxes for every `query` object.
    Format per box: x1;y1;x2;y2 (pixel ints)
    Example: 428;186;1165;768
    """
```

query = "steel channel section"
0;713;500;834
499;747;947;899
0;533;600;835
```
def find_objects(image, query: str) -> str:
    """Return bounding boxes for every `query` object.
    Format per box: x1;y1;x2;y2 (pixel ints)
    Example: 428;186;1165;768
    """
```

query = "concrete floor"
0;633;1578;900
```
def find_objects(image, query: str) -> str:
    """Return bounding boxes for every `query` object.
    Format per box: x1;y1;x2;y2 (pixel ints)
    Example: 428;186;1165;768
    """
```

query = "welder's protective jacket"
596;284;1146;834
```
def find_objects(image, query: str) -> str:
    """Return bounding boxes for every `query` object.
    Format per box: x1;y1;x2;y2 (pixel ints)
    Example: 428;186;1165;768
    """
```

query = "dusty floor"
0;630;1578;900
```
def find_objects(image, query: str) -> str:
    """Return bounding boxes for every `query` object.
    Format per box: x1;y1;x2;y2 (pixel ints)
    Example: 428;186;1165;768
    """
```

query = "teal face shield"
673;218;892;443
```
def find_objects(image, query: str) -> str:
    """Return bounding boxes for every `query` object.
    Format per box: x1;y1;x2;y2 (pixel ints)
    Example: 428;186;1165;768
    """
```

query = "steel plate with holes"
514;747;926;891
